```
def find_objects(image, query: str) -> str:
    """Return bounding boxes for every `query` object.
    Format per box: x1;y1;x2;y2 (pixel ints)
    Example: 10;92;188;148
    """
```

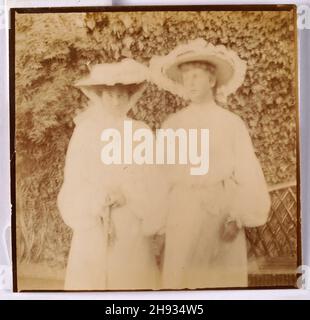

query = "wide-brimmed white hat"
75;58;149;104
75;58;149;87
149;38;247;101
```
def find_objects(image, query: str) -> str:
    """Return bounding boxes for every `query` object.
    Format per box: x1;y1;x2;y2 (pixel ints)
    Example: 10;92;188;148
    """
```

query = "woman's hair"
178;61;217;76
93;83;142;97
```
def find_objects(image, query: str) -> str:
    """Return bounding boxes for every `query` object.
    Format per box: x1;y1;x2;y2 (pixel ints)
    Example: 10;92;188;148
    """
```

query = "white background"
0;0;309;300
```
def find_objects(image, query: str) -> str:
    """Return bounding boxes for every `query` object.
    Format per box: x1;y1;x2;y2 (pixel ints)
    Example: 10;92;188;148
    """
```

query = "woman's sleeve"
57;122;106;231
228;119;271;228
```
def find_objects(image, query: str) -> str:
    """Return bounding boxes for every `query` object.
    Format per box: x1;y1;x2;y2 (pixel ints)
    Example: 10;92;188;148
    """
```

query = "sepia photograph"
11;5;300;291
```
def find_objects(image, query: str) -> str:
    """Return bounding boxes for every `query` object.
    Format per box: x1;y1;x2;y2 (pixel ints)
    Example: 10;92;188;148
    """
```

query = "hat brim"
74;58;149;88
77;82;147;106
74;78;147;87
164;53;234;87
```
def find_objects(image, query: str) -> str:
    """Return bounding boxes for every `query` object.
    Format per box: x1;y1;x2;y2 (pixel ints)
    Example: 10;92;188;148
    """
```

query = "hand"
105;191;126;208
220;219;240;242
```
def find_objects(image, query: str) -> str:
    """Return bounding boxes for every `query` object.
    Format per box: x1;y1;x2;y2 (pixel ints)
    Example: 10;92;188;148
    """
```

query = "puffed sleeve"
227;118;271;227
57;118;106;230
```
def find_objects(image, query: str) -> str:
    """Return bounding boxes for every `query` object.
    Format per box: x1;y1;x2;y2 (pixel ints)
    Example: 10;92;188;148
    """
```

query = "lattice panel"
246;184;298;259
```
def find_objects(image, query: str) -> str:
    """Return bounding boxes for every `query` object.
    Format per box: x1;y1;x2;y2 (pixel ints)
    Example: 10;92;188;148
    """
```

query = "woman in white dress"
150;39;271;289
57;59;166;290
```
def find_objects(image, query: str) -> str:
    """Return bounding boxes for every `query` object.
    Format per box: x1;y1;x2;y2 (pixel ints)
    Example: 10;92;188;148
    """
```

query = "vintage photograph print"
11;5;300;291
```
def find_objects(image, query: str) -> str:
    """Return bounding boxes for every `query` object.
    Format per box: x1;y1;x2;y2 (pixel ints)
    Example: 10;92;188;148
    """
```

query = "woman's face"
180;64;216;103
101;86;130;115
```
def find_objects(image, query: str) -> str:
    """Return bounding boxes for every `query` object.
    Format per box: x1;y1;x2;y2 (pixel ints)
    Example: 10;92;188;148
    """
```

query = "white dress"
57;102;166;290
160;101;271;289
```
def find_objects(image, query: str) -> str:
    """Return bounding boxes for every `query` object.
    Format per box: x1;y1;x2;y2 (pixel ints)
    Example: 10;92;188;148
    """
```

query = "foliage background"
15;10;297;270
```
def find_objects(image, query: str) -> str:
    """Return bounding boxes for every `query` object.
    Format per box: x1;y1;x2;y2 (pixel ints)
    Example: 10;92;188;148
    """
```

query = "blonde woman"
58;59;166;290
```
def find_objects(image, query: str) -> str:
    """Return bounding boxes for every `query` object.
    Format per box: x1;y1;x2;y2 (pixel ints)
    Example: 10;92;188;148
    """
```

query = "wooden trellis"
246;181;298;287
246;181;298;258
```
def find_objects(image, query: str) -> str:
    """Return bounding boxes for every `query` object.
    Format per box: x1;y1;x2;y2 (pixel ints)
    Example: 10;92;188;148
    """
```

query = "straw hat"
149;38;247;102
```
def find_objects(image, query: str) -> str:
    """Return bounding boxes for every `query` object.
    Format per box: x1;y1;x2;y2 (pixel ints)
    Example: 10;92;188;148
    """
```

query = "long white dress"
161;101;271;289
57;102;166;290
